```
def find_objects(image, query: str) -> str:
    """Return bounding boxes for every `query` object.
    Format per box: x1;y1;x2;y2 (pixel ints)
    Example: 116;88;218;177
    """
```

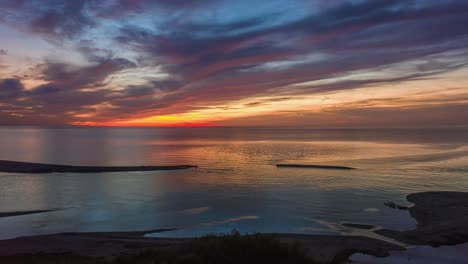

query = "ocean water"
0;127;468;239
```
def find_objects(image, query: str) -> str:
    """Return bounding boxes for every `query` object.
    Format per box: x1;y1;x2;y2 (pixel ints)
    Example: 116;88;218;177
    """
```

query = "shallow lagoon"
1;127;468;239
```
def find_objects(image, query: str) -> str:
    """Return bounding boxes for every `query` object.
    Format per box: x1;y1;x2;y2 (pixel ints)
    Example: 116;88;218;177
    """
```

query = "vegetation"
0;231;315;264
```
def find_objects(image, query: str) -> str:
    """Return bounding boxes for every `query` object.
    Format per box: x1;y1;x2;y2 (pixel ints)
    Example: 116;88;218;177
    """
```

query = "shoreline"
1;191;467;263
375;191;468;246
0;231;404;264
0;160;197;174
0;209;64;218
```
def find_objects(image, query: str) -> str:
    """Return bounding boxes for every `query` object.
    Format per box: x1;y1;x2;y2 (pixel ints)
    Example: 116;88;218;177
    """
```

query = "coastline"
0;209;64;218
0;160;197;174
0;231;404;264
375;191;468;246
1;191;467;263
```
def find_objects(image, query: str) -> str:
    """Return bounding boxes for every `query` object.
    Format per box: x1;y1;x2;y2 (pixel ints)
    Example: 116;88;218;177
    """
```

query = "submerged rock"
384;201;409;210
342;223;376;230
276;164;356;170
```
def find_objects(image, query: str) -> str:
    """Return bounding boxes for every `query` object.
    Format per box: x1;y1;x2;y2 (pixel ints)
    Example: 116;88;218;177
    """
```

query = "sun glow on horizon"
1;1;468;127
70;64;468;127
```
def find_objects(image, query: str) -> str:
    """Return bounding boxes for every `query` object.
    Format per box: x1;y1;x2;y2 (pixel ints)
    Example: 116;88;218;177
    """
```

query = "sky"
0;0;467;127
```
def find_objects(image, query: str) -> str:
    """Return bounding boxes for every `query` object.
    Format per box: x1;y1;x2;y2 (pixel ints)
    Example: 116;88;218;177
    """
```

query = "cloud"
0;0;222;40
151;0;218;9
219;103;468;128
115;0;468;94
0;0;96;40
0;78;24;99
0;54;141;124
39;57;136;90
1;0;468;126
0;49;7;55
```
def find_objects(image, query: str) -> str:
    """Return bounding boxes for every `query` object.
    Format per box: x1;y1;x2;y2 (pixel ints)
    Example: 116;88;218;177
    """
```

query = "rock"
342;223;375;230
276;164;356;170
384;201;409;210
376;192;468;246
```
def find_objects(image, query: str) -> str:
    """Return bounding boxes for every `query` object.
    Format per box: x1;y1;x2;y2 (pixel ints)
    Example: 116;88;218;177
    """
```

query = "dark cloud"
155;0;217;8
122;86;156;97
220;103;468;128
333;104;468;128
0;54;140;124
0;78;24;99
150;79;183;92
39;57;136;90
1;0;468;125
32;9;92;38
0;49;7;55
116;0;468;92
169;15;271;36
0;0;96;40
0;0;221;40
29;84;60;95
243;97;293;107
0;78;111;125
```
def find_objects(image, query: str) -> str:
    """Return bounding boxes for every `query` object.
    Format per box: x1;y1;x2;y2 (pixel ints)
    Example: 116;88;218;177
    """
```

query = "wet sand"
0;160;197;173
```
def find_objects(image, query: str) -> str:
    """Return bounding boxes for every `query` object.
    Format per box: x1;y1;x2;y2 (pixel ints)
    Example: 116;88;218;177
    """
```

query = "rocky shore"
375;191;468;246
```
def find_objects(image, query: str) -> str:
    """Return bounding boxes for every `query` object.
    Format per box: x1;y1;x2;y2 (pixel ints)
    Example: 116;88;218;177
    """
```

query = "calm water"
1;127;468;239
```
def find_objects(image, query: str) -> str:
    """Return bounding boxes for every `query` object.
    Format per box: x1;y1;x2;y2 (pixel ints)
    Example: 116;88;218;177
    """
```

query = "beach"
1;127;468;263
1;0;467;261
1;191;467;263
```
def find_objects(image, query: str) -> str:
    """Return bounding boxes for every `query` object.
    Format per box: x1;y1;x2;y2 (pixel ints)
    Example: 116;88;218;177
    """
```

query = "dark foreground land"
0;160;197;173
0;231;403;264
376;191;468;246
1;191;467;263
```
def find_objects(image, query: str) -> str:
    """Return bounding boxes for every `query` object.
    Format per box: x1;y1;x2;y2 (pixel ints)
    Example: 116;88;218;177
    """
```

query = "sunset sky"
0;0;467;127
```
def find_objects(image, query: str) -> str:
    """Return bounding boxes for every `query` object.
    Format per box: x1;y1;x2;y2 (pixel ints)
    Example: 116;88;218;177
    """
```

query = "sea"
1;127;467;239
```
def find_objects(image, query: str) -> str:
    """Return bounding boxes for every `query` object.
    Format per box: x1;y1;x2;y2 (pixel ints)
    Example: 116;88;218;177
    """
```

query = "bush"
117;231;314;264
1;231;315;264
